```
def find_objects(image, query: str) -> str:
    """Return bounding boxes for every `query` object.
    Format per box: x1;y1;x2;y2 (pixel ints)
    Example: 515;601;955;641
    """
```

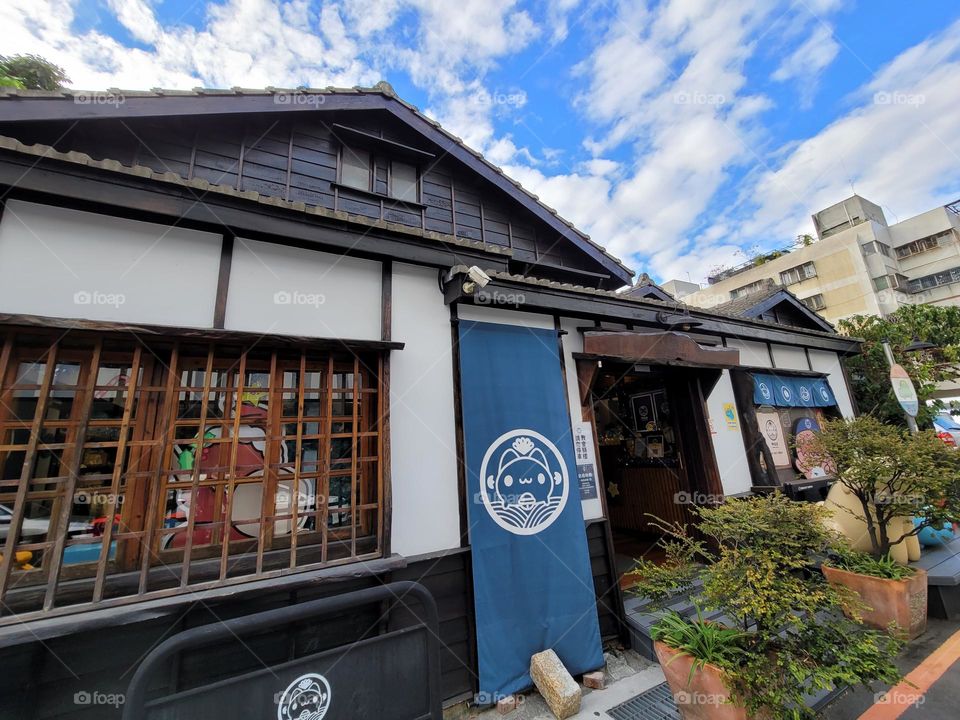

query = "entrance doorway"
586;361;724;585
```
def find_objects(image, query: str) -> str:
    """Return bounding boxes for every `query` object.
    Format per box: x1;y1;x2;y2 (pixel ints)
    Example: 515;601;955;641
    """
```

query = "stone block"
530;649;581;719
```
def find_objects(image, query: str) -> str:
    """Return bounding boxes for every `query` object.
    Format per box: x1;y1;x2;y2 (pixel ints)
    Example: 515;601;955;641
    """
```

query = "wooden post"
730;370;780;487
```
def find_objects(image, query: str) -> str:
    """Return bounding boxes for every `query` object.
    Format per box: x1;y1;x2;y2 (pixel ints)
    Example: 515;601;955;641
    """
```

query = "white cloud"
515;0;789;278
733;18;960;239
771;24;840;108
107;0;162;44
3;0;957;294
0;0;379;90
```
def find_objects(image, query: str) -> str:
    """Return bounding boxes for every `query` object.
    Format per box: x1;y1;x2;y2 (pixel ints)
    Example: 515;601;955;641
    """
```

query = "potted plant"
625;495;903;720
651;608;748;720
804;416;960;638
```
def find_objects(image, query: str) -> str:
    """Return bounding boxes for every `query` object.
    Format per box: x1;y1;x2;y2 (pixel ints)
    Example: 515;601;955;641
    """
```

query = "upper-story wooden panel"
0;108;623;286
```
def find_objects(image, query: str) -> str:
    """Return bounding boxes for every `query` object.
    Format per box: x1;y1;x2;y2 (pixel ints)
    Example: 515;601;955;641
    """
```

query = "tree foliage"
804;415;960;558
0;54;69;90
838;304;960;428
625;495;903;719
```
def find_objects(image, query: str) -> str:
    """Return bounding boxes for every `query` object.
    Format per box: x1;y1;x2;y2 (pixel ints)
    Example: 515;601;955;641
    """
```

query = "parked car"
933;413;960;448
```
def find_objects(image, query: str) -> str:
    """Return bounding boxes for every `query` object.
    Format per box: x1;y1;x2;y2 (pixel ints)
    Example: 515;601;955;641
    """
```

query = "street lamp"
904;338;936;353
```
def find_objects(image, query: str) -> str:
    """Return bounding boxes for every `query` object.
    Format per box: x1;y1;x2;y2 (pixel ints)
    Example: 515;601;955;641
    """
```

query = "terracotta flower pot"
822;564;927;639
654;640;751;720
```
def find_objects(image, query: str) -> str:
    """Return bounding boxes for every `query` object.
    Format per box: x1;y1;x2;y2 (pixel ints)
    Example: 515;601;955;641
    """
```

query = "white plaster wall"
705;370;753;496
225;238;381;339
456;304;554;329
560;317;604;520
770;344;810;371
808;349;856;418
725;338;771;367
390;263;461;556
0;199;221;326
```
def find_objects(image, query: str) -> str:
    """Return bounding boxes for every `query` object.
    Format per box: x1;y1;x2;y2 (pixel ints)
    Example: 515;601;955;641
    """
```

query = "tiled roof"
0;81;632;278
707;278;834;331
711;279;782;316
620;272;674;300
451;266;857;343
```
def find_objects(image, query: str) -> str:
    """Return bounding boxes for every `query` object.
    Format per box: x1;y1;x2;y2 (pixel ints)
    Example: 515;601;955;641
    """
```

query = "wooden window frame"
337;144;421;204
0;330;386;622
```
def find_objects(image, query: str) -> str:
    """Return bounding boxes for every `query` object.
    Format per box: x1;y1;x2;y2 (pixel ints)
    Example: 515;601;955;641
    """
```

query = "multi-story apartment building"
681;195;960;325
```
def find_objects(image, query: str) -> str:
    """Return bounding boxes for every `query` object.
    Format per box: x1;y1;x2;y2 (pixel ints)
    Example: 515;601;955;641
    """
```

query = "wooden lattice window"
0;331;384;621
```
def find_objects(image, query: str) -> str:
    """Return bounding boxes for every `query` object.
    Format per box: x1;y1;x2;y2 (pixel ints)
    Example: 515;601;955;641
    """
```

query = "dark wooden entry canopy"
574;330;740;405
581;330;740;367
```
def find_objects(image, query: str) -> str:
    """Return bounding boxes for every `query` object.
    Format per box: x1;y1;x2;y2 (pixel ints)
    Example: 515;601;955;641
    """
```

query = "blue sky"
4;1;960;285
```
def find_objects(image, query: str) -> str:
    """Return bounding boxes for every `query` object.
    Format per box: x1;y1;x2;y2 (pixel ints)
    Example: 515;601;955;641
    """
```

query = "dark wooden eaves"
446;270;862;355
0;89;634;285
740;290;835;332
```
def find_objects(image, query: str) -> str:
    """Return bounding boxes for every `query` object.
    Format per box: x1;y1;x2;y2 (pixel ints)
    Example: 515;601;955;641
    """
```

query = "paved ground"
821;617;960;720
450;618;960;720
453;647;664;720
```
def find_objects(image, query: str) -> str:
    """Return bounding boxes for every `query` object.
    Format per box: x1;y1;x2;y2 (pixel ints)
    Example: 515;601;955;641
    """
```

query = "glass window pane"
341;148;370;190
390;161;418;201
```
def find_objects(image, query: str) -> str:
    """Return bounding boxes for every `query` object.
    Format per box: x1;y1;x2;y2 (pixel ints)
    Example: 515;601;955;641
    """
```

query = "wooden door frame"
576;359;726;625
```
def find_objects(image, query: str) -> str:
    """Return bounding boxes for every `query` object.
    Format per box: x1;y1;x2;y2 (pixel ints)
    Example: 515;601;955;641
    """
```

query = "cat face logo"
758;381;772;402
480;429;569;536
277;673;331;720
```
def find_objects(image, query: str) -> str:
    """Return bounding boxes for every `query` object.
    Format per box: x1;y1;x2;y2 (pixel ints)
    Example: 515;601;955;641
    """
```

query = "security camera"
467;266;491;288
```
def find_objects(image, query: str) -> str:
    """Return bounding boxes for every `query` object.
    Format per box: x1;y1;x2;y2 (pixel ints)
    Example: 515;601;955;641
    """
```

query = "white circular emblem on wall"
480;429;569;536
277;673;331;720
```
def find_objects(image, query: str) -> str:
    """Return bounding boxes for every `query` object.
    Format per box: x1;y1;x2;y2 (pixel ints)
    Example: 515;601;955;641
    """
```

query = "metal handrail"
122;580;442;719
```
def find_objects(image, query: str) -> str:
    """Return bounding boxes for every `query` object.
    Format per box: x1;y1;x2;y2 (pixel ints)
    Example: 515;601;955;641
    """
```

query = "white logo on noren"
480;429;569;536
277;673;331;720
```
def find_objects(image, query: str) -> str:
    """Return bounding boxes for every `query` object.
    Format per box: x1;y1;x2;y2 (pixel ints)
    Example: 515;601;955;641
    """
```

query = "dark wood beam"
575;358;600;406
380;262;393;557
0;313;405;351
451;276;862;355
0;153;510;274
213;233;234;329
449;306;469;547
0;92;389;123
331;123;436;161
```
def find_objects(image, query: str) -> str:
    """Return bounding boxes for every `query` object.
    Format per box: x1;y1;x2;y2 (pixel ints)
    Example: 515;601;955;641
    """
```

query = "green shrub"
804;415;960;559
631;494;903;719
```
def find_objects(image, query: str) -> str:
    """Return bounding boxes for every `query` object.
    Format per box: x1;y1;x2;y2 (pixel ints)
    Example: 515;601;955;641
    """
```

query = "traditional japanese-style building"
0;83;860;719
